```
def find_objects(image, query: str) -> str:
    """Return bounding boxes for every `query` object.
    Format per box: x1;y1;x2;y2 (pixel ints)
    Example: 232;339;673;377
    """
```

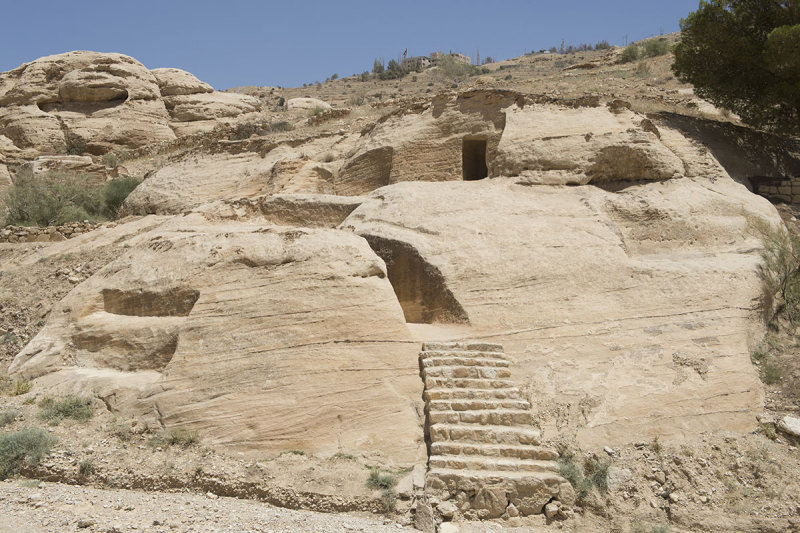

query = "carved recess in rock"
363;234;469;324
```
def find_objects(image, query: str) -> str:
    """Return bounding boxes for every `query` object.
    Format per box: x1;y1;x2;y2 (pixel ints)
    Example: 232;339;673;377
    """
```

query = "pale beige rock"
11;216;424;461
199;193;364;228
122;135;352;215
151;68;213;96
287;97;331;111
162;91;261;122
344;176;778;447
28;155;107;180
0;52;176;153
493;104;685;184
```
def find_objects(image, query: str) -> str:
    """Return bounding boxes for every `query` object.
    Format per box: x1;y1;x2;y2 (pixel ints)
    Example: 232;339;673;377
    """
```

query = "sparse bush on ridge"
643;38;669;58
619;44;641;63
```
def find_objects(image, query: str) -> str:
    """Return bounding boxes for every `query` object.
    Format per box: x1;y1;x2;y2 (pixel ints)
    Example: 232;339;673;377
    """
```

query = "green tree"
672;0;800;134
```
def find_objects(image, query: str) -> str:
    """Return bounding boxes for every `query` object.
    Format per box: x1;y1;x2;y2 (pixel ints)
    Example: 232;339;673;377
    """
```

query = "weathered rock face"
286;97;331;111
150;68;213;96
121;134;349;216
343;176;778;447
0;52;261;158
10;216;424;461
0;52;176;155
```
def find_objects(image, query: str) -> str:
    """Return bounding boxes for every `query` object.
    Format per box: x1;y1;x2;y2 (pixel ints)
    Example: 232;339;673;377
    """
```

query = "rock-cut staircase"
420;342;570;519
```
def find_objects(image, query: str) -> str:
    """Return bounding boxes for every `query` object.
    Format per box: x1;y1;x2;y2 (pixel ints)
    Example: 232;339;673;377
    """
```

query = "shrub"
584;456;611;492
372;59;385;75
367;469;397;490
0;428;57;479
2;170;104;226
101;153;119;169
348;94;365;106
78;459;94;477
149;428;199;448
38;395;94;425
65;135;85;155
435;55;486;82
5;379;32;397
643;39;670;58
619;44;640;63
308;106;327;117
595;40;612;50
103;177;141;218
0;409;17;428
379;59;407;80
367;469;397;513
636;61;652;77
751;217;800;324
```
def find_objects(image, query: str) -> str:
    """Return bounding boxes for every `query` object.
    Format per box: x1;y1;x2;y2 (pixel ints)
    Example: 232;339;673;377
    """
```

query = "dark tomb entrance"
462;138;488;181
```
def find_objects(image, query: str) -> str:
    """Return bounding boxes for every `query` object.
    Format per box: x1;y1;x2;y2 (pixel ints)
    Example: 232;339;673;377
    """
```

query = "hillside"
1;37;800;533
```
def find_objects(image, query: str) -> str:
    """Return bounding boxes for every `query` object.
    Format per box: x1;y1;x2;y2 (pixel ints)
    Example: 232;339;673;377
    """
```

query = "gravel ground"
0;479;418;533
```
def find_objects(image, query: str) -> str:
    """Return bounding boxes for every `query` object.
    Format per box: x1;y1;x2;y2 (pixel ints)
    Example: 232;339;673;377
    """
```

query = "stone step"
426;468;565;491
429;424;541;446
421;349;508;361
422;342;504;353
429;455;559;473
428;398;531;412
424;387;523;401
419;351;508;361
422;366;512;380
424;377;517;390
431;442;558;461
421;356;510;369
428;409;533;426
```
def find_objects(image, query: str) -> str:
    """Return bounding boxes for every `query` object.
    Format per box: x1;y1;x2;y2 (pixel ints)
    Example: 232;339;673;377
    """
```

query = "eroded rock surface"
343;176;778;447
0;52;260;159
11;216;423;461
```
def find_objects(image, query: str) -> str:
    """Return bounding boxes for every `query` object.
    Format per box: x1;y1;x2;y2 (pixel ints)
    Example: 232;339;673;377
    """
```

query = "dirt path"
0;479;417;533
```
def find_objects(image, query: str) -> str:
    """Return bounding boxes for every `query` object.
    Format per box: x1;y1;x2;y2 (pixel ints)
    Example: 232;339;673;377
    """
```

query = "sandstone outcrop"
10;215;424;461
0;52;176;155
0;52;262;160
343;176;778;446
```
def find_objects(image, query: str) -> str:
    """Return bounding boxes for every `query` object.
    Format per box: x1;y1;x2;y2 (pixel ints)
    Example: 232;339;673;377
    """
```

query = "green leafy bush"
0;428;57;479
643;38;670;58
103;176;141;218
38;395;94;425
619;44;640;63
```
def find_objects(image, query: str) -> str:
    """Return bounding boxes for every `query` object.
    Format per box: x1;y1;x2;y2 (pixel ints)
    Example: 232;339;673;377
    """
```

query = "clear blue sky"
0;1;699;90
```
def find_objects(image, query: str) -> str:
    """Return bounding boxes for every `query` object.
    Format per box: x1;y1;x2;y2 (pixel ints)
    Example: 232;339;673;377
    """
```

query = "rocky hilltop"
1;48;800;533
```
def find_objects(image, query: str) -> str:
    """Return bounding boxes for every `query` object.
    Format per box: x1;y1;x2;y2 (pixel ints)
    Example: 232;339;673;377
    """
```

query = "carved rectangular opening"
462;139;487;181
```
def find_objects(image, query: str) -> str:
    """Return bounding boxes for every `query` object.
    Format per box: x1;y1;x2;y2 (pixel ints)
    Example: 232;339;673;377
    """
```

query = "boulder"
151;68;213;96
777;416;800;438
287;97;331;111
162;91;260;122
